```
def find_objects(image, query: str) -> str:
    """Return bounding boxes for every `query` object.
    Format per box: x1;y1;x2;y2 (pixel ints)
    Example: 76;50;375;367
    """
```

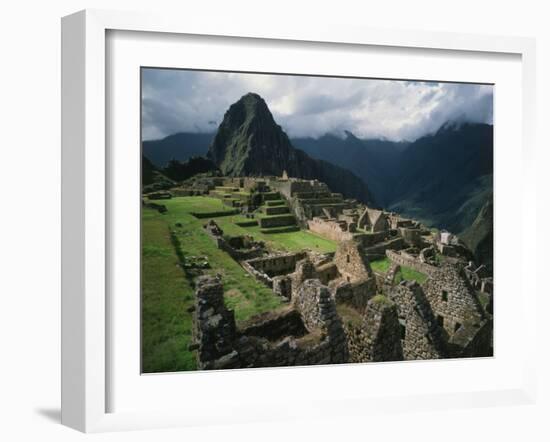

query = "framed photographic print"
61;9;537;432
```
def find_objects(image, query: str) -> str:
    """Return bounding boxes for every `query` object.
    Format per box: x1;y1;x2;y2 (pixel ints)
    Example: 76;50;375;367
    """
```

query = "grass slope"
141;208;196;373
395;266;428;285
142;196;338;372
370;257;391;273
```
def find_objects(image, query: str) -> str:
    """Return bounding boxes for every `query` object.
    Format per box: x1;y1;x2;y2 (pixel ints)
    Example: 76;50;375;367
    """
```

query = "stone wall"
331;278;377;311
342;296;404;363
399;227;422;247
272;275;292;301
259;214;296;228
264;205;290;215
315;262;340;285
356;231;390;247
193;275;240;370
214;236;264;261
190;276;349;369
239;307;308;342
204;220;265;261
333;239;372;284
387;282;446;360
142;200;167;214
245;252;307;277
386;249;438;277
307;217;354;242
292;279;349;363
422;263;490;357
362;237;405;256
270;178;331;200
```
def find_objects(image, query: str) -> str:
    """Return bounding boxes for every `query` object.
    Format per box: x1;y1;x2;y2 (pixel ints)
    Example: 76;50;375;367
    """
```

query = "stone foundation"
190;276;349;370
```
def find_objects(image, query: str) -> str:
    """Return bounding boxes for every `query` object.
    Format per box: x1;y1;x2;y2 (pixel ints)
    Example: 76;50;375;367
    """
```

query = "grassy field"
368;256;428;284
141;208;197;373
370;257;392;273
395;266;428;284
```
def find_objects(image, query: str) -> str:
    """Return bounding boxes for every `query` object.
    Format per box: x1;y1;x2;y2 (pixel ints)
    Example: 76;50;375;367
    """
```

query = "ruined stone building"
185;175;492;369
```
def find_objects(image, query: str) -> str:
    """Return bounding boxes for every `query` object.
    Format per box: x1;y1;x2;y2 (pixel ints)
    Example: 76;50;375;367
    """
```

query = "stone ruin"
190;209;493;368
176;175;493;368
191;275;348;370
203;219;266;261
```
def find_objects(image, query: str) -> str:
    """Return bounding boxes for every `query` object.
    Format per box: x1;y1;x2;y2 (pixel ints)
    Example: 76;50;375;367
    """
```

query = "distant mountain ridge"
386;122;493;233
292;132;410;206
142;107;493;236
206;92;375;204
143;132;214;167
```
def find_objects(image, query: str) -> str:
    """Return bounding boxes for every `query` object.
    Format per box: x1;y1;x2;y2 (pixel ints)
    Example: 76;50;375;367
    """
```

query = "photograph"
140;68;494;373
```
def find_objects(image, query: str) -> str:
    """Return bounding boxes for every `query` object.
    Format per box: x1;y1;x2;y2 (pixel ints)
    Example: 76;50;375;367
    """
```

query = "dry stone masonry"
177;173;492;369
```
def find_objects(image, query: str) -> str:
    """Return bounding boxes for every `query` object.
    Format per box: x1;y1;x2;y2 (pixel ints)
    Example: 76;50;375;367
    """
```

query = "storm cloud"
141;68;493;142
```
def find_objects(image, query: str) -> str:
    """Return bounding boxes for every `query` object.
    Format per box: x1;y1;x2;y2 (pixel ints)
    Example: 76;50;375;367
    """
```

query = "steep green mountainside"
207;92;375;205
461;197;493;272
386;123;493;232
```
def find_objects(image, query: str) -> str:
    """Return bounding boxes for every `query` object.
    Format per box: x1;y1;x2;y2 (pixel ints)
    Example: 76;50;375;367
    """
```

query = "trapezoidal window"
436;315;444;327
441;290;448;302
346;254;350;263
454;322;462;333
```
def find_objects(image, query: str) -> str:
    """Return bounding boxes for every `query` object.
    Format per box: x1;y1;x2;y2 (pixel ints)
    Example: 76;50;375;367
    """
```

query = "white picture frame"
61;9;537;433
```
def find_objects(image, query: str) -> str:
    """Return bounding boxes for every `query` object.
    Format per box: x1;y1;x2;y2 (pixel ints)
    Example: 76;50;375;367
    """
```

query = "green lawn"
370;257;391;273
152;197;284;321
395;265;428;284
161;197;336;254
141;208;196;373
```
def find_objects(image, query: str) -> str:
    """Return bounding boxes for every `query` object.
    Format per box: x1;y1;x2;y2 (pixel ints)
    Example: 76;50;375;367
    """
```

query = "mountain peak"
232;92;271;117
206;94;374;204
240;91;264;103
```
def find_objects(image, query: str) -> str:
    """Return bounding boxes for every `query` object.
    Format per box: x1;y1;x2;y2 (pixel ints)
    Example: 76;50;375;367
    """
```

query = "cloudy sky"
141;68;493;142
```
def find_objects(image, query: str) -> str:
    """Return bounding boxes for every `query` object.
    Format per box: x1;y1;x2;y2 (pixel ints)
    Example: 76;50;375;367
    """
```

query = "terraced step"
260;225;300;234
261;191;281;201
298;197;345;205
262;205;290;215
307;202;352;210
266;200;287;207
259;214;296;228
214;186;240;192
293;192;332;199
235;219;259;227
